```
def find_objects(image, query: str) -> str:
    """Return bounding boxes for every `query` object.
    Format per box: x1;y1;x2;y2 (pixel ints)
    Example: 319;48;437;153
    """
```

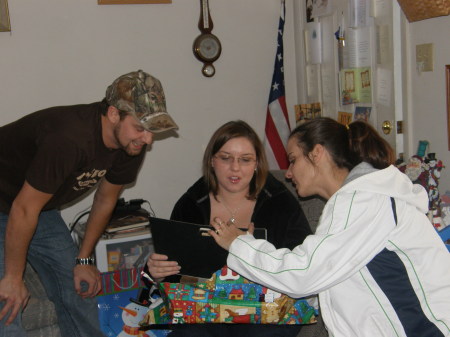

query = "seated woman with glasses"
147;120;312;337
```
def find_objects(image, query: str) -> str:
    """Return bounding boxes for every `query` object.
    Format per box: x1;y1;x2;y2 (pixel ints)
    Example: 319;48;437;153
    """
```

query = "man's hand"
73;265;101;298
0;276;30;325
0;181;49;324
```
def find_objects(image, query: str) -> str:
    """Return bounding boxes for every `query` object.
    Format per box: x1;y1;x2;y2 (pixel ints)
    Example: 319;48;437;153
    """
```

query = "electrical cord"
69;210;91;232
142;200;156;217
68;198;155;232
68;205;92;233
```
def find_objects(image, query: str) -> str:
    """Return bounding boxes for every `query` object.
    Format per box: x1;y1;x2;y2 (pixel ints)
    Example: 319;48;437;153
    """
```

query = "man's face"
113;115;153;156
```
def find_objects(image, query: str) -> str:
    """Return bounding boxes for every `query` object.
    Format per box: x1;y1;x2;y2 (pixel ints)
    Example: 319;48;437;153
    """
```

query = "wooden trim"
98;0;171;4
447;65;450;150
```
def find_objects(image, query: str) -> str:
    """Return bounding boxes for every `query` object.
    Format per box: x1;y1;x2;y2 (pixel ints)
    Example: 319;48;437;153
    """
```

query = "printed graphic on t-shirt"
74;169;107;191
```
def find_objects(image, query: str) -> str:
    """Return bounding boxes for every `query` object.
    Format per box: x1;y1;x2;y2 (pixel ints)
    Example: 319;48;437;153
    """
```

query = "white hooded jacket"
227;163;450;336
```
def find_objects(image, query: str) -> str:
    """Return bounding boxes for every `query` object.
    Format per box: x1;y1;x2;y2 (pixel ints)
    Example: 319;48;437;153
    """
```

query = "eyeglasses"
213;154;257;166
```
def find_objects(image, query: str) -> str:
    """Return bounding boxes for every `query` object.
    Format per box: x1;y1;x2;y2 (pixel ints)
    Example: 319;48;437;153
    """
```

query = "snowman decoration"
118;302;150;337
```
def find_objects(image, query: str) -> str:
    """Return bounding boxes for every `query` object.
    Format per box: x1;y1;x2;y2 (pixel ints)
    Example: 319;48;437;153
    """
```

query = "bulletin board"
296;0;399;152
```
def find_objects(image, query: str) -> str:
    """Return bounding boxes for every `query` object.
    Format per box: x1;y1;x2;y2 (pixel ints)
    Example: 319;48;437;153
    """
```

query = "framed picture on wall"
0;0;11;32
98;0;171;4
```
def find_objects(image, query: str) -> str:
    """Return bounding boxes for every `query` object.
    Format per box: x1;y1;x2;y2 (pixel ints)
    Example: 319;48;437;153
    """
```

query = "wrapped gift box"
141;266;318;327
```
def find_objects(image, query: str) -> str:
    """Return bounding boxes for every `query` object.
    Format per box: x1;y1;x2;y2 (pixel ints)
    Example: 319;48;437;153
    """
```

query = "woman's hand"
146;253;181;282
210;217;253;250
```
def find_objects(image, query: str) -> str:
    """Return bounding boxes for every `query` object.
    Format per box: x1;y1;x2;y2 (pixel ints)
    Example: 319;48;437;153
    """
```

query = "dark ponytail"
348;121;395;169
289;117;394;170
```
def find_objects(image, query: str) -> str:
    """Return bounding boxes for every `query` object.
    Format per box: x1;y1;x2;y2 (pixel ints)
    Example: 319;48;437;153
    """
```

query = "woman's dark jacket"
170;173;312;249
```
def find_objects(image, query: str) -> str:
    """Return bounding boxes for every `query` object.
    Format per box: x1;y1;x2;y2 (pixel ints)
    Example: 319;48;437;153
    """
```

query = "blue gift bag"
97;267;170;337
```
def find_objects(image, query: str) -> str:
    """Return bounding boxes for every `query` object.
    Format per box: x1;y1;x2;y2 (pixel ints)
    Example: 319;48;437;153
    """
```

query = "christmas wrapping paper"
141;266;318;326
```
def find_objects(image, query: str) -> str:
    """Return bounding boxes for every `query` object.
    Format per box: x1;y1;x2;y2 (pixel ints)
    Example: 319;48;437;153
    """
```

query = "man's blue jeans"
0;210;105;337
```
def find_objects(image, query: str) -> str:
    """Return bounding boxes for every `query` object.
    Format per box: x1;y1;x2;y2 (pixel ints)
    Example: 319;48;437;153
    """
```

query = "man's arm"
0;182;53;325
74;178;123;298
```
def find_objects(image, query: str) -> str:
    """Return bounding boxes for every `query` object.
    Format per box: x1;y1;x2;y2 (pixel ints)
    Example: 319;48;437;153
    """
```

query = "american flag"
264;0;291;170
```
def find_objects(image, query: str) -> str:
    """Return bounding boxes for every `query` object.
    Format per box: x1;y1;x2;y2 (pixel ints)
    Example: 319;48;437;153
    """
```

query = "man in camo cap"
106;69;178;133
0;70;176;337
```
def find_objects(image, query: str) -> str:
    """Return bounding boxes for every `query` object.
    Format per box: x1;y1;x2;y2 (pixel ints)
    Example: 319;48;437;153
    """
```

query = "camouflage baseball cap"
106;70;178;133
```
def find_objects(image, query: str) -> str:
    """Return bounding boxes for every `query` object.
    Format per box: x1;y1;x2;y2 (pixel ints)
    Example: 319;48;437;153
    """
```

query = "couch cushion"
24;324;61;337
22;264;59;333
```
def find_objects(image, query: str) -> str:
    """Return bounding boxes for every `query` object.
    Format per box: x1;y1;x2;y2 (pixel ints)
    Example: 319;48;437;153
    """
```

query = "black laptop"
148;217;267;281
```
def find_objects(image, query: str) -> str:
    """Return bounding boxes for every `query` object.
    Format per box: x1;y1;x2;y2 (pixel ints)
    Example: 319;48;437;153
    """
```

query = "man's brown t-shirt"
0;102;146;213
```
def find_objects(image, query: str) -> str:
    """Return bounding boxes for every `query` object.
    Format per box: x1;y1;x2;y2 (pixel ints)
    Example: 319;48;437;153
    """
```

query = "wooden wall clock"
193;0;221;77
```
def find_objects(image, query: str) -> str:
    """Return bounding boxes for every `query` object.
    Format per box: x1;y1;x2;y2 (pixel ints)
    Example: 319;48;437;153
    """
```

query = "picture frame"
98;0;171;4
446;65;450;150
0;0;11;32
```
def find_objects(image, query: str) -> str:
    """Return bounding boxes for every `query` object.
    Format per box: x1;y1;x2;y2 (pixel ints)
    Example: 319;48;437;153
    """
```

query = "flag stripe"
263;0;291;170
265;110;289;168
268;97;290;148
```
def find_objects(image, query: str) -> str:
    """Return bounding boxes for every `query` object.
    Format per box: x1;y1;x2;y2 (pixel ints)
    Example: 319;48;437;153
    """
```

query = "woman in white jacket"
210;117;450;337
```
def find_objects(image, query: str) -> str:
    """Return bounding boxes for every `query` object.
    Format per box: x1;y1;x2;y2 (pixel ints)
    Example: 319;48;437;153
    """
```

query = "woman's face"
285;138;317;198
212;137;257;195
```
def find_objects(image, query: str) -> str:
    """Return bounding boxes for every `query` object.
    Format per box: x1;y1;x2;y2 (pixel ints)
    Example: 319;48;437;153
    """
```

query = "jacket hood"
341;163;429;213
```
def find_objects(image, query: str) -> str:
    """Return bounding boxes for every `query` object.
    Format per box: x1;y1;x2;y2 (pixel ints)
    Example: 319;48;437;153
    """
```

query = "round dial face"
193;34;222;63
202;64;215;77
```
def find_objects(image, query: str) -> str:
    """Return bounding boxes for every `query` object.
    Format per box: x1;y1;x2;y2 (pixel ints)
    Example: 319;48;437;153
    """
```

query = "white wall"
0;0;299;223
405;15;450;193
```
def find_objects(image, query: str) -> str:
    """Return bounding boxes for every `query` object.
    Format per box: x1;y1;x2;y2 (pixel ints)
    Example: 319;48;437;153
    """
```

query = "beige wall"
0;0;299;222
405;15;450;193
2;1;450;222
